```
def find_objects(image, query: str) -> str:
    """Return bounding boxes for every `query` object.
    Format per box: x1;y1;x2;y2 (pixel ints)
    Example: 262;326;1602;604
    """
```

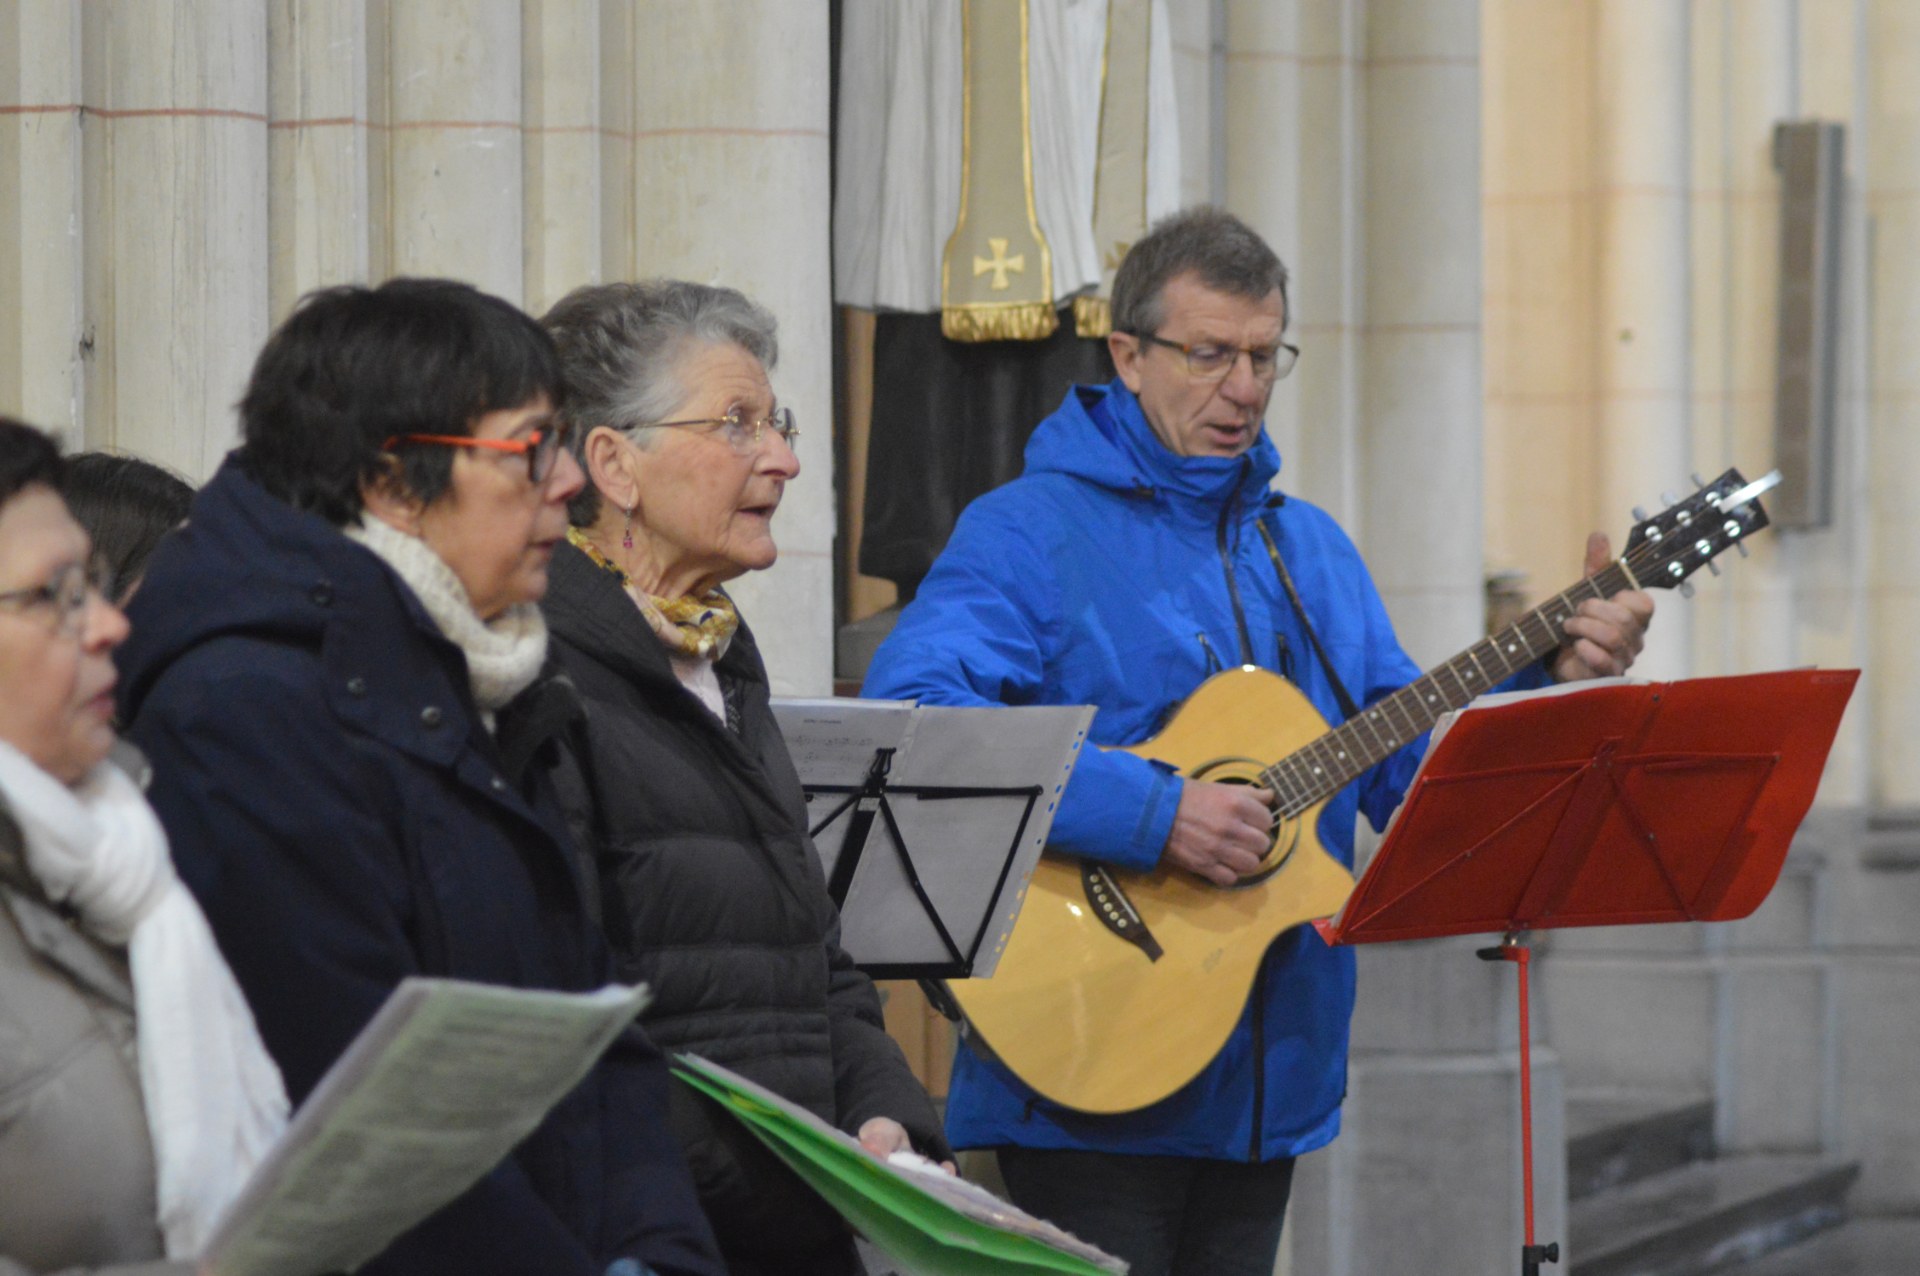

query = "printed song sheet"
203;978;651;1276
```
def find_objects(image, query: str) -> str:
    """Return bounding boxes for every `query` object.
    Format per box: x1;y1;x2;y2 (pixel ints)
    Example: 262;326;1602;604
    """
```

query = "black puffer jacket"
543;542;948;1275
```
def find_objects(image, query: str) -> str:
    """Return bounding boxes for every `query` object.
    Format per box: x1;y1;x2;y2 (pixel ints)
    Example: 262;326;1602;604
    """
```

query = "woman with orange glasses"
115;280;722;1276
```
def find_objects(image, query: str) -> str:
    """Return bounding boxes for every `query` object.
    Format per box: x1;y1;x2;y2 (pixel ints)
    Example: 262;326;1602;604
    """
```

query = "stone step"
1570;1155;1859;1276
1730;1218;1920;1275
1568;1091;1717;1201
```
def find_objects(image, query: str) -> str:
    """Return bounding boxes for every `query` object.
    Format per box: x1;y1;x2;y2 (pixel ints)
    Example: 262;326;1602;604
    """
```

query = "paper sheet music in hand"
202;978;652;1276
674;1054;1127;1275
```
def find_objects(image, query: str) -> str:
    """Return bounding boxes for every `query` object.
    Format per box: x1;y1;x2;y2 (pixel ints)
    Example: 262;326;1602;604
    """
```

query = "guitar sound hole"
1191;759;1296;886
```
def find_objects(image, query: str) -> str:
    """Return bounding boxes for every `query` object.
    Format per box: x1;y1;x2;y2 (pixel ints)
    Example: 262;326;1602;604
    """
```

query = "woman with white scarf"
0;418;287;1275
113;281;722;1276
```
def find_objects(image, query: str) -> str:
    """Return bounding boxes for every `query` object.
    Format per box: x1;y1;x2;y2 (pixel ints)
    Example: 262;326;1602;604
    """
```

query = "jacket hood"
1021;379;1282;509
116;455;449;725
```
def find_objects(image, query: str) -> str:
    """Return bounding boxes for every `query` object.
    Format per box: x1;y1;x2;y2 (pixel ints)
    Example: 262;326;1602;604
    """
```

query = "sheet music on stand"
772;698;1094;979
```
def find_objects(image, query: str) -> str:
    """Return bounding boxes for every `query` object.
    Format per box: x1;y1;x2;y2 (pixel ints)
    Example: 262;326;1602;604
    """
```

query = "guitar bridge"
1082;864;1164;962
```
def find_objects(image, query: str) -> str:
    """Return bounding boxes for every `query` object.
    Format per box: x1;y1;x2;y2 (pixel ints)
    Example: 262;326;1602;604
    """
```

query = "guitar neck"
1262;562;1634;815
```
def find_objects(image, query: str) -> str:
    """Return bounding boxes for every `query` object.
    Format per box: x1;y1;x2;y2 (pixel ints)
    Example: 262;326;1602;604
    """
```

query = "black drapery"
860;305;1115;596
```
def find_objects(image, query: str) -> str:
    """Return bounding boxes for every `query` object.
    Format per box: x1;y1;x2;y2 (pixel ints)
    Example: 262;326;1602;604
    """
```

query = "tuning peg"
1736;542;1749;558
1691;472;1708;488
1706;560;1722;576
1632;506;1650;522
1679;581;1695;599
1661;491;1680;506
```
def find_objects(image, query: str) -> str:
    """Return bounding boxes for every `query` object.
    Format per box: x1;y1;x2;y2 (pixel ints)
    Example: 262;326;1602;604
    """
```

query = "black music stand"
772;699;1093;981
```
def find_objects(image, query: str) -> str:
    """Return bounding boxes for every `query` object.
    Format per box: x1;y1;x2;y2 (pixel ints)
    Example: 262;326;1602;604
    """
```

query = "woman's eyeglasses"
0;561;110;637
383;424;571;483
640;407;799;454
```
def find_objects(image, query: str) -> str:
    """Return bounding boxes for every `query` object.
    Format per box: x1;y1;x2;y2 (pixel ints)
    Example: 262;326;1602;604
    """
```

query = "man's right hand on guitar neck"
1164;780;1276;886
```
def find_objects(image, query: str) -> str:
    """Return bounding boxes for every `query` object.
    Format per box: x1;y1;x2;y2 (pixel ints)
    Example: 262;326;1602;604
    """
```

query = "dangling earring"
622;505;635;551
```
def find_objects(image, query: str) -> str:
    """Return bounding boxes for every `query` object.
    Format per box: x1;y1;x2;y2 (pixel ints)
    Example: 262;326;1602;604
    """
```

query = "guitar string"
1255;499;1752;820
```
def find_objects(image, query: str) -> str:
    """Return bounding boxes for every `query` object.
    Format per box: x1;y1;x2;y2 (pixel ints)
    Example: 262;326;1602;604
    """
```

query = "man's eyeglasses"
1130;332;1300;383
0;561;110;637
640;407;799;454
383;424;572;484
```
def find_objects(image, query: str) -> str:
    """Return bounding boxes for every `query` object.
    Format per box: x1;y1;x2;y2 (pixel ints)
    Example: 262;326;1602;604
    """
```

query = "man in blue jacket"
862;208;1654;1276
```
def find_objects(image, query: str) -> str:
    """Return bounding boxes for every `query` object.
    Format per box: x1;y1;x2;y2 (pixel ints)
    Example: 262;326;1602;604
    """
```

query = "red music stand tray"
1313;668;1860;1276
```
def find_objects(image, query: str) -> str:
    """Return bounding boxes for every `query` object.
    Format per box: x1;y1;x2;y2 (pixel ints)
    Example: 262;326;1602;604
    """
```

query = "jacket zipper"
1215;464;1257;666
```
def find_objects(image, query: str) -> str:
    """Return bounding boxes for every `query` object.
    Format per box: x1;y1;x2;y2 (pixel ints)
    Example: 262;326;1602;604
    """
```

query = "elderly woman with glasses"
0;419;284;1276
539;281;949;1276
113;280;722;1276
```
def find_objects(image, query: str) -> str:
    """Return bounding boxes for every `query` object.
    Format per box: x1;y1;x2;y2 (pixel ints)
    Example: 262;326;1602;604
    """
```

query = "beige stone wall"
1484;0;1897;808
0;0;834;693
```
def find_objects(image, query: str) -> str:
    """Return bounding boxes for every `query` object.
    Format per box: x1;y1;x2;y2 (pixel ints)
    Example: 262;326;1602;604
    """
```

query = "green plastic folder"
673;1056;1125;1276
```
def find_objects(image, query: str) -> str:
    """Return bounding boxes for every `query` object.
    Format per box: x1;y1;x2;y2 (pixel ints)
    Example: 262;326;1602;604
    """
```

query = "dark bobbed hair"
0;418;64;506
63;452;195;601
1110;207;1292;338
240;278;564;526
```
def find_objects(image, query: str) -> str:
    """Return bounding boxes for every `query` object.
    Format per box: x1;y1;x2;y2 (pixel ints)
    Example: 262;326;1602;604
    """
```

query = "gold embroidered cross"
1104;240;1133;272
973;237;1027;291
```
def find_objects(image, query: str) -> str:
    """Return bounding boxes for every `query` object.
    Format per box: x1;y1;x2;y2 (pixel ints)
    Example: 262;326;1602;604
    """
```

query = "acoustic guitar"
946;469;1778;1115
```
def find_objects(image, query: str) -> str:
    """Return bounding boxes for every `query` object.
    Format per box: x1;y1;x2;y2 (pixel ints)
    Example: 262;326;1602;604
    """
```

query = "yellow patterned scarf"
567;527;739;660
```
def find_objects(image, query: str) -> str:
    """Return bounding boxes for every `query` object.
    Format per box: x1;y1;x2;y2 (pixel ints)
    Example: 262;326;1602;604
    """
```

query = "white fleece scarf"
0;740;289;1259
346;517;548;724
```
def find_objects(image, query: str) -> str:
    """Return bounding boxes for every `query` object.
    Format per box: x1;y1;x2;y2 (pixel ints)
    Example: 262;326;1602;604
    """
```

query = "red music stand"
1313;668;1859;1276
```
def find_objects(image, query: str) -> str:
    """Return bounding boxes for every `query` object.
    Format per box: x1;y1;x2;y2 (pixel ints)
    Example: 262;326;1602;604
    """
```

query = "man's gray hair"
541;279;780;524
1109;207;1291;337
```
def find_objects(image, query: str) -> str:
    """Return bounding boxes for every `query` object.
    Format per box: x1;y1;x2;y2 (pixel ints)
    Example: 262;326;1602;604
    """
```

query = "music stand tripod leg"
1477;932;1560;1276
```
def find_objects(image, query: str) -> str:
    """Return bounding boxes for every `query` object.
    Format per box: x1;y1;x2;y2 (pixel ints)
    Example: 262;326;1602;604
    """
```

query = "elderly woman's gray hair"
541;279;780;524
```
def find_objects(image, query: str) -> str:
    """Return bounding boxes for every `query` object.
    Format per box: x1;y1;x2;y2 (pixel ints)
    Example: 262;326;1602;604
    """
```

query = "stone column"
1591;0;1693;681
1482;0;1598;609
1866;3;1920;811
0;1;85;436
81;1;270;476
522;0;602;316
370;1;524;304
1358;0;1482;666
1223;0;1366;525
267;0;372;316
605;1;835;695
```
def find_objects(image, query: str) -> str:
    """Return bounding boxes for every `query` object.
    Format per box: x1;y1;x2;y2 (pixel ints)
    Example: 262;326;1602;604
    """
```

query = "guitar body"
948;666;1358;1115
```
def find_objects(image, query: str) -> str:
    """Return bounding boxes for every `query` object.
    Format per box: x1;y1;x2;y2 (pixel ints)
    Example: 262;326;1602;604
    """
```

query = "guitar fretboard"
1263;563;1633;817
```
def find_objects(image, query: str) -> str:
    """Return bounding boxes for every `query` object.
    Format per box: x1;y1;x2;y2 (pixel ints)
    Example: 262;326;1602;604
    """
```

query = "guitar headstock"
1622;468;1778;591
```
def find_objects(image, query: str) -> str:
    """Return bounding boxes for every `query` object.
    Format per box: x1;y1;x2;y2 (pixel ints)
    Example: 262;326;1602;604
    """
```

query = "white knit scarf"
346;516;549;723
0;740;289;1259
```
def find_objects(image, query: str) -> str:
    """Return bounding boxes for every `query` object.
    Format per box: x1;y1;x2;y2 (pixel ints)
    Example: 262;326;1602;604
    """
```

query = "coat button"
420;705;443;728
345;677;368;697
490;777;509;793
309;581;334;607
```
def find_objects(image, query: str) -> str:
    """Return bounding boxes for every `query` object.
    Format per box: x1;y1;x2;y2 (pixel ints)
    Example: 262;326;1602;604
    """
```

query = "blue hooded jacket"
864;379;1545;1161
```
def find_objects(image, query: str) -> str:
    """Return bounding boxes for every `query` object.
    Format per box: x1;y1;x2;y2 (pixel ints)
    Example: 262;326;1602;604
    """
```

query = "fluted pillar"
611;1;835;695
0;1;85;437
1359;0;1482;666
81;1;270;475
371;2;524;303
1593;0;1692;680
522;0;602;316
1867;2;1920;810
1482;0;1597;609
267;1;372;314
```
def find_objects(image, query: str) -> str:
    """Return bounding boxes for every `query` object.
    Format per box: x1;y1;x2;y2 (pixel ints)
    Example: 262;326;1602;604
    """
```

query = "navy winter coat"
864;380;1547;1162
116;457;723;1276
